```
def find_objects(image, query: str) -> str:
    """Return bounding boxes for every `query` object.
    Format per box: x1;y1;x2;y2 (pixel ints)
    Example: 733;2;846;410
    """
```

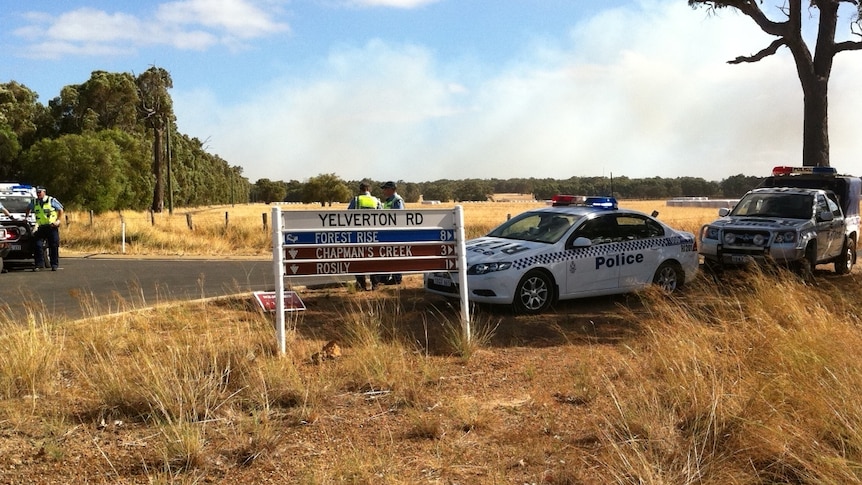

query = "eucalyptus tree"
49;71;138;135
302;173;351;206
0;82;49;179
22;132;125;212
136;66;174;212
689;0;862;167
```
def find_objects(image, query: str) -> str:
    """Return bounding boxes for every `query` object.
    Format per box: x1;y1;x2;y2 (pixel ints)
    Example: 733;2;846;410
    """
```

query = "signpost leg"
272;206;286;355
454;205;471;342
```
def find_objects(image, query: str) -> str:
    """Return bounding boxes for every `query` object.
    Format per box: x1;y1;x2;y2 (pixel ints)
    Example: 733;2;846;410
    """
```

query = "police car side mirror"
571;236;592;248
719;208;730;217
818;211;834;222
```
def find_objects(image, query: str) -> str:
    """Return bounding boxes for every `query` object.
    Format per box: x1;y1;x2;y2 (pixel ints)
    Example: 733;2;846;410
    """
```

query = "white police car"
425;196;699;314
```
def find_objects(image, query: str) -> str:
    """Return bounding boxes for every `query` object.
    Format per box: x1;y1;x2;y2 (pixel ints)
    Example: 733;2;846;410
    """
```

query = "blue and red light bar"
552;194;618;210
772;166;837;176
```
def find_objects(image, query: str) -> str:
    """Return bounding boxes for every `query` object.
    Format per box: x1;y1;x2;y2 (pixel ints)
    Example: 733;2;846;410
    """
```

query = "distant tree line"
2;70;762;212
255;173;763;205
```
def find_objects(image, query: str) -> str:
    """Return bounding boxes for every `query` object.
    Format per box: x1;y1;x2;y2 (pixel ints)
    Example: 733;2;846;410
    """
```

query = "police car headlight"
752;234;766;246
468;262;513;275
774;232;796;244
723;233;736;244
703;226;720;240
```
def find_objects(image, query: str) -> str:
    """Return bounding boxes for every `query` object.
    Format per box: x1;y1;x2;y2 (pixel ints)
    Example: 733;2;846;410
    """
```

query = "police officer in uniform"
24;187;64;271
378;181;404;284
348;181;381;290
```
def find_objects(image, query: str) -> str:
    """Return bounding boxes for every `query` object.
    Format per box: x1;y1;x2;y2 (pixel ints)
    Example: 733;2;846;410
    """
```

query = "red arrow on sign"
284;243;456;260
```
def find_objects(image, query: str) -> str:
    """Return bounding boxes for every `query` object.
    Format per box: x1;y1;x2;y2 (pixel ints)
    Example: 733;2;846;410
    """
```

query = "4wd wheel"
796;243;817;282
834;236;855;275
653;261;683;293
513;270;554;314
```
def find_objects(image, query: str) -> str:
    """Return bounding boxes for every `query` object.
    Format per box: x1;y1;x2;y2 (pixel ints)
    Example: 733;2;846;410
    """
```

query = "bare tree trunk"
801;77;830;167
151;127;164;213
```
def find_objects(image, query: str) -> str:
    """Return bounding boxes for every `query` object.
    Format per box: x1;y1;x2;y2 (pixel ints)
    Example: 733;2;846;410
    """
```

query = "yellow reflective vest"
33;197;59;225
354;194;379;209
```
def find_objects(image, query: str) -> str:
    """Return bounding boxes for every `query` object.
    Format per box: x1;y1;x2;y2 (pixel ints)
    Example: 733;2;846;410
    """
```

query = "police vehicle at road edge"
0;183;41;271
425;196;699;314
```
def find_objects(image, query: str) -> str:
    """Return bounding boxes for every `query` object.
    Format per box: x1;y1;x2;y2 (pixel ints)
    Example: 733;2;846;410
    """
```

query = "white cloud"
156;0;289;38
15;0;288;58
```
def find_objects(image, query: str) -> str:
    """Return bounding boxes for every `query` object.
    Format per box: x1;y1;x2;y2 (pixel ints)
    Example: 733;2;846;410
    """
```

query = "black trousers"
34;224;60;268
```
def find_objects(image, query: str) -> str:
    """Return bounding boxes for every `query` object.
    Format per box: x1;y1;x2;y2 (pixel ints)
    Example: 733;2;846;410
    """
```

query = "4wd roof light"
772;166;838;176
0;183;35;196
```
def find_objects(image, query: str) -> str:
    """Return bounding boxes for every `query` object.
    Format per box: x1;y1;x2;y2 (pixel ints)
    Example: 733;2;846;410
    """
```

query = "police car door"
564;214;621;295
615;214;664;289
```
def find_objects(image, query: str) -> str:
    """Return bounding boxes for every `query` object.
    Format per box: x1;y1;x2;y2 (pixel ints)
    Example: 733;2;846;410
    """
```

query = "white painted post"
272;206;286;355
454;205;471;341
121;222;126;254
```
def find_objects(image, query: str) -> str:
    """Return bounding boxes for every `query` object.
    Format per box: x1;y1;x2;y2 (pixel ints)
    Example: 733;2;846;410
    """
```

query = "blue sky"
3;0;862;184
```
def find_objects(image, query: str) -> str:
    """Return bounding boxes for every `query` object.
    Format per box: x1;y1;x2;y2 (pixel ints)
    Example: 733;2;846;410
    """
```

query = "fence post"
186;213;193;230
225;211;229;228
262;213;268;232
89;210;94;225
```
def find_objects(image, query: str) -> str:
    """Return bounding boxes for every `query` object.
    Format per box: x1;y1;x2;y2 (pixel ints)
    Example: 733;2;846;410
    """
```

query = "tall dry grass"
2;267;862;482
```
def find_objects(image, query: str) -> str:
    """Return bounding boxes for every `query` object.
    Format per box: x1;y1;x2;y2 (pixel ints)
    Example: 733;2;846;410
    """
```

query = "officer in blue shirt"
378;181;404;284
24;187;64;271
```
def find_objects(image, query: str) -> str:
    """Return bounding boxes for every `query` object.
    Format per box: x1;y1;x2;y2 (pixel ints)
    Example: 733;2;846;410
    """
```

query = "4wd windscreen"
0;195;31;213
730;193;814;219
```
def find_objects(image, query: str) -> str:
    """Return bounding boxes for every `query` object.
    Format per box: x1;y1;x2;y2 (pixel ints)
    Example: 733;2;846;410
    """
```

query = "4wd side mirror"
719;208;730;217
818;211;835;222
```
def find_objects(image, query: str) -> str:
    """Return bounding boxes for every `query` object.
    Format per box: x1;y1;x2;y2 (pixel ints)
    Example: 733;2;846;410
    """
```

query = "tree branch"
834;39;862;52
728;38;787;63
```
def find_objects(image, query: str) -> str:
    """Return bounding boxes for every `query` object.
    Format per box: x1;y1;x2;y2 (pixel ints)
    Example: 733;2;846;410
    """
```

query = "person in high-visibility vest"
23;187;64;271
348;181;381;290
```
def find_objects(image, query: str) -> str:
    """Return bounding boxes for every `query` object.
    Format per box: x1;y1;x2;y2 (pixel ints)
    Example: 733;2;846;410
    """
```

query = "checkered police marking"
510;236;691;271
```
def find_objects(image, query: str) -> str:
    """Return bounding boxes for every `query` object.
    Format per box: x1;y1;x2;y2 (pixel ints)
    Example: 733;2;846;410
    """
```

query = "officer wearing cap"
378;181;404;285
379;181;404;209
24;187;64;271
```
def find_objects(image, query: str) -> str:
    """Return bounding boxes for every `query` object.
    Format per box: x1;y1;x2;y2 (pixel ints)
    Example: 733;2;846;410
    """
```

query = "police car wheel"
513;270;554;314
653;262;683;293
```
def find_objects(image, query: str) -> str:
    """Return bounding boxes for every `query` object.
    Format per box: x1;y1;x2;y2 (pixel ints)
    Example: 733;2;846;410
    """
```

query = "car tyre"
795;243;816;283
834;236;855;275
653;261;683;293
513;270;554;314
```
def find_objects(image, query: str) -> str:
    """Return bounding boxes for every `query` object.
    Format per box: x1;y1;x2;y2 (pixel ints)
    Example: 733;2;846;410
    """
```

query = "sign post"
271;206;469;354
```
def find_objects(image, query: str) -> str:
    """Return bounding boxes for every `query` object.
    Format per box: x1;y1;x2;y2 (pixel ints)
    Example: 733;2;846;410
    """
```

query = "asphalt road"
0;256;349;321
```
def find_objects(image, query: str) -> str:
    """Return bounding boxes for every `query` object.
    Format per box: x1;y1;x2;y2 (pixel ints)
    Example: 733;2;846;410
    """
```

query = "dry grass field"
59;200;715;256
5;200;862;483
